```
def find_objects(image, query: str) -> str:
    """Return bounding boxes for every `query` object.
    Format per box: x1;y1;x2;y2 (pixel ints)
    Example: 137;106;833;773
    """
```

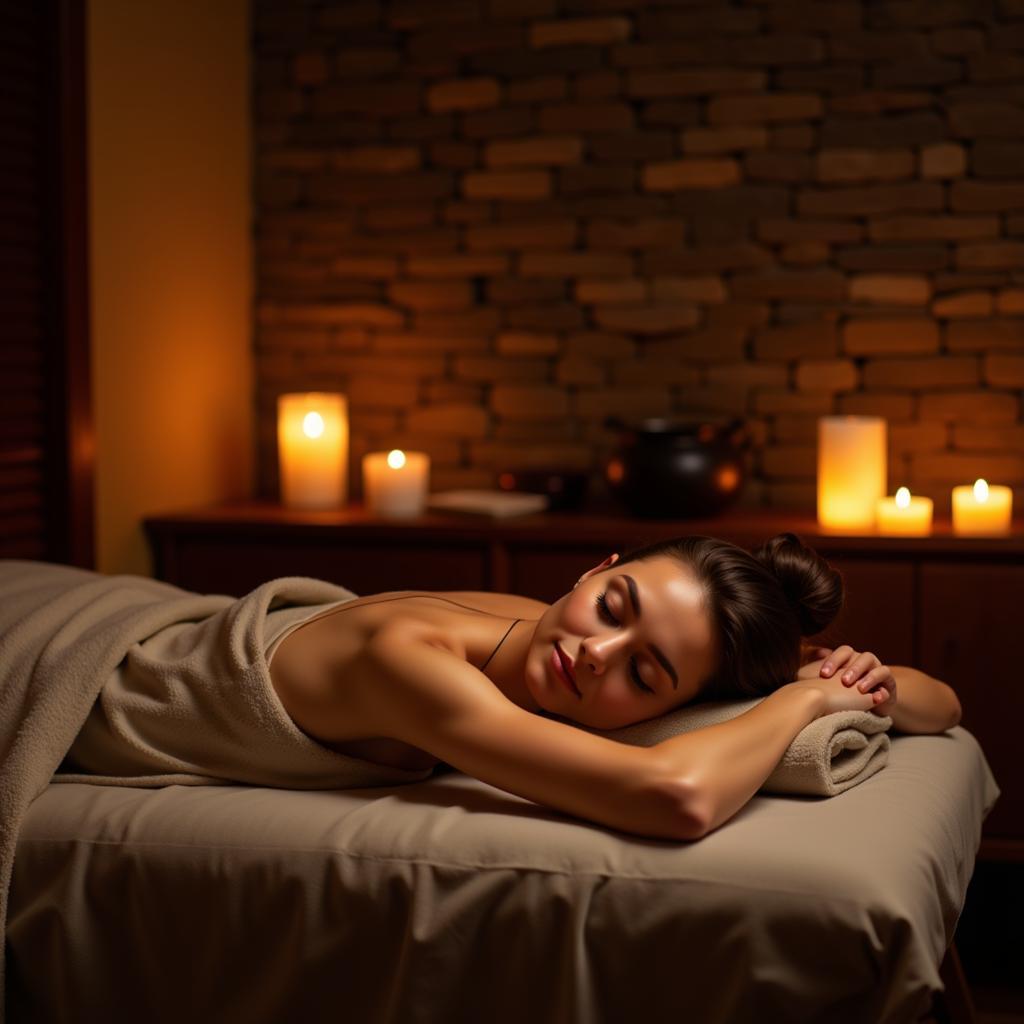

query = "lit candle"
876;487;933;536
363;449;430;518
817;416;887;531
277;393;349;509
952;478;1013;536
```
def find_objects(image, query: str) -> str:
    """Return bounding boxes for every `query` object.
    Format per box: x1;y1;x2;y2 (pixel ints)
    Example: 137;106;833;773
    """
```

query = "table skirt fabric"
8;726;999;1024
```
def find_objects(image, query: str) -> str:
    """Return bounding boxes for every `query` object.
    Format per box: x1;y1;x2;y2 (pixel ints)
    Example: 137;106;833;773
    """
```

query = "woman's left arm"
883;665;962;734
800;646;962;735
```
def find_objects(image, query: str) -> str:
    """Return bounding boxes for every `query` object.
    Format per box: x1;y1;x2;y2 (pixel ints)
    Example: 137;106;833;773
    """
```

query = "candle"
876;487;933;536
817;416;887;531
952;478;1013;536
363;449;430;518
277;393;349;509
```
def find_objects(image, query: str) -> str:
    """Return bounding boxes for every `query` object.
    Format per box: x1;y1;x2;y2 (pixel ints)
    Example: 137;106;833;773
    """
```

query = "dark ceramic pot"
603;415;750;519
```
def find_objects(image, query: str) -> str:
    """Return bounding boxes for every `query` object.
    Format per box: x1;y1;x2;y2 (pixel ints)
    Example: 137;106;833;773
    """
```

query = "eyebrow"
620;574;679;691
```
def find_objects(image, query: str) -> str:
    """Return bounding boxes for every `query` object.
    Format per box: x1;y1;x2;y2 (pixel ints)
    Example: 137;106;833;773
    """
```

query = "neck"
475;617;542;713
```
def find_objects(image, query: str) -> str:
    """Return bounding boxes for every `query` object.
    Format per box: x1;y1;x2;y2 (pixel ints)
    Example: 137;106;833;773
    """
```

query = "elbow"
661;774;711;841
947;687;962;730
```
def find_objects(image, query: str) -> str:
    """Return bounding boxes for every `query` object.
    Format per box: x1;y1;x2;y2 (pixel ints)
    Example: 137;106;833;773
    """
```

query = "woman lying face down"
520;550;721;730
269;532;960;840
488;532;845;731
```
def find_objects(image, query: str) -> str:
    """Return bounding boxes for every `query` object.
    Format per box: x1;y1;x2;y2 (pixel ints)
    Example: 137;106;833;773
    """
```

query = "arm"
801;647;962;735
351;625;871;841
649;685;826;838
351;620;703;841
885;665;962;735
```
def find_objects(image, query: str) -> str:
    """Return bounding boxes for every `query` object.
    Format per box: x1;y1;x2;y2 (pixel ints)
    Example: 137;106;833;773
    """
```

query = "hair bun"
753;532;844;637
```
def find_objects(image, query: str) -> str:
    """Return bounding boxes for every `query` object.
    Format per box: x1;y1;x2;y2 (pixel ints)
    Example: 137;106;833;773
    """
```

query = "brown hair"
608;532;844;701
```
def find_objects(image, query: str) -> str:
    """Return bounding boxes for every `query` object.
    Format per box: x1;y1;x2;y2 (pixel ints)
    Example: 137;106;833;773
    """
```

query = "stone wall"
252;0;1024;515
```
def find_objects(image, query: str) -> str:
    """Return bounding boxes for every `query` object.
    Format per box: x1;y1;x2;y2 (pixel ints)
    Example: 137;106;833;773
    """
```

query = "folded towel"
570;697;892;797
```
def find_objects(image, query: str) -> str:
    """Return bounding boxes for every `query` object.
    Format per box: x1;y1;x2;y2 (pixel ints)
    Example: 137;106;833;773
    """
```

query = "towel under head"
562;696;892;797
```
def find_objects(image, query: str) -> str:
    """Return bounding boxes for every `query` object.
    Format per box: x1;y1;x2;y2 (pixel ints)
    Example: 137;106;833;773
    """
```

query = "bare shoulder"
439;590;550;619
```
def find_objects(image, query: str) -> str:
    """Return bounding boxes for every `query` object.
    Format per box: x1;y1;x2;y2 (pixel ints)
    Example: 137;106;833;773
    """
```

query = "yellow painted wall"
88;0;253;576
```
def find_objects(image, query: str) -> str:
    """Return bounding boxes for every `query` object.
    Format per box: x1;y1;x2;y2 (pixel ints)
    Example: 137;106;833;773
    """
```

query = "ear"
575;552;619;587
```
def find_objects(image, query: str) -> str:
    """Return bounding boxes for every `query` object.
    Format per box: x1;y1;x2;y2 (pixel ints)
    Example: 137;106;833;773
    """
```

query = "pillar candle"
277;393;349;510
952;479;1013;536
363;449;430;518
876;487;933;536
817;416;887;531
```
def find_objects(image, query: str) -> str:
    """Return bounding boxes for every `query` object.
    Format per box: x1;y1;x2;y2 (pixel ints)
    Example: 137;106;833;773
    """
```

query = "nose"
579;632;629;675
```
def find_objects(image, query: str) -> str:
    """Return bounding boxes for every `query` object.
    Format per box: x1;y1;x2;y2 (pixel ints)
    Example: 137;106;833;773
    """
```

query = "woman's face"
525;554;720;729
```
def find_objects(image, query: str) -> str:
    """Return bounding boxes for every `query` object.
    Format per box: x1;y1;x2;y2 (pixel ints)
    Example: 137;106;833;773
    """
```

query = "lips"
553;643;580;697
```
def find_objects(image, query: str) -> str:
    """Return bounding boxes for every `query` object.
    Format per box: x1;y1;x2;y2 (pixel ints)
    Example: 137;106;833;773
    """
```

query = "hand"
802;645;898;716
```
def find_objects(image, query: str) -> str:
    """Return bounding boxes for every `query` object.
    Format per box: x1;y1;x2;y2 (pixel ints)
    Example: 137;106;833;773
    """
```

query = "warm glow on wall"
277;393;349;509
817;416;887;532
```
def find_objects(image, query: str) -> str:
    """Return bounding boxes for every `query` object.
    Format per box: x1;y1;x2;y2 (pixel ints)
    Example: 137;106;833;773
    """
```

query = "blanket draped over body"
0;559;433;1021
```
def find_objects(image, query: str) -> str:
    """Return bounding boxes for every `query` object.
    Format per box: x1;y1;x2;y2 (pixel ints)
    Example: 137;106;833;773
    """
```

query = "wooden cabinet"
145;501;1024;857
918;562;1024;846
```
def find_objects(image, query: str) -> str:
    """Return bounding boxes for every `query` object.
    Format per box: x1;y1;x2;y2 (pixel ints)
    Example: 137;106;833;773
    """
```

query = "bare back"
268;590;549;772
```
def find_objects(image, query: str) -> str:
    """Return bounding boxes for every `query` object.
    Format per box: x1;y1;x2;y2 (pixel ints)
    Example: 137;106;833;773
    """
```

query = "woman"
268;531;962;842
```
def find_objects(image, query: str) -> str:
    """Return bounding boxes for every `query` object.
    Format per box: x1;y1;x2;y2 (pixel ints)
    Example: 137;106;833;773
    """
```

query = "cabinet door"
919;562;1024;841
812;559;915;666
165;536;488;597
509;546;625;604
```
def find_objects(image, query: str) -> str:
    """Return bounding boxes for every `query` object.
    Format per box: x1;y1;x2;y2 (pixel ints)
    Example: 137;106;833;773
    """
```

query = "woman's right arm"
650;685;828;838
350;622;854;841
349;620;704;841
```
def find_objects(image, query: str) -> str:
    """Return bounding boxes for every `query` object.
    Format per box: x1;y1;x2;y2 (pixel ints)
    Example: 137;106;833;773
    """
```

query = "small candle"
363;449;430;518
277;393;348;509
876;487;933;536
817;416;887;531
952;478;1013;536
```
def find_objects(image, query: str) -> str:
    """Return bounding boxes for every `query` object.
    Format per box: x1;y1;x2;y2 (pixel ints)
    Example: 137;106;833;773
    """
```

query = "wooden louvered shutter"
0;0;93;566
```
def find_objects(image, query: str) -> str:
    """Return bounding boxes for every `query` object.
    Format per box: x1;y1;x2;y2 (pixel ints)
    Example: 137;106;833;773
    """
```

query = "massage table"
7;724;998;1023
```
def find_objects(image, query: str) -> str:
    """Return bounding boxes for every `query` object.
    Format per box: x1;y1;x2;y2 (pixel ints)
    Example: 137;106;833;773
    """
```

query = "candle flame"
895;486;911;508
974;478;989;502
302;411;325;439
387;449;406;469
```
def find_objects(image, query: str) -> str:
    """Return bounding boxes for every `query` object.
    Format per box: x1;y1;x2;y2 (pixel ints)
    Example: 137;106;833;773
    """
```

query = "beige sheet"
8;726;999;1024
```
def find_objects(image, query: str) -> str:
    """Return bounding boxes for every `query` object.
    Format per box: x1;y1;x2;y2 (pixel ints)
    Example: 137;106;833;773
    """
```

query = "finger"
841;653;878;686
870;697;891;715
856;667;888;692
854;665;893;693
820;646;854;676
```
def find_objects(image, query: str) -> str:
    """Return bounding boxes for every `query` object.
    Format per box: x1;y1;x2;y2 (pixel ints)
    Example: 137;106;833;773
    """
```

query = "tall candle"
363;449;430;518
277;393;349;509
952;478;1013;536
817;416;887;531
876;487;933;536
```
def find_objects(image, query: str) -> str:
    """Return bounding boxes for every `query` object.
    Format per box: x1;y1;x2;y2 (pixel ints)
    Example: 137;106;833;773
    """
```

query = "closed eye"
595;592;655;695
594;591;618;626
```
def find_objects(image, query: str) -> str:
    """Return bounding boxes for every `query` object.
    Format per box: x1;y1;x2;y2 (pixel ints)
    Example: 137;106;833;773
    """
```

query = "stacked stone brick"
254;0;1024;514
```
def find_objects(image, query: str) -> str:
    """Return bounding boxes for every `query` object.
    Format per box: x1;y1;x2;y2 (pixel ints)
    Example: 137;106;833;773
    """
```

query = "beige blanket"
0;559;430;1024
572;697;892;797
